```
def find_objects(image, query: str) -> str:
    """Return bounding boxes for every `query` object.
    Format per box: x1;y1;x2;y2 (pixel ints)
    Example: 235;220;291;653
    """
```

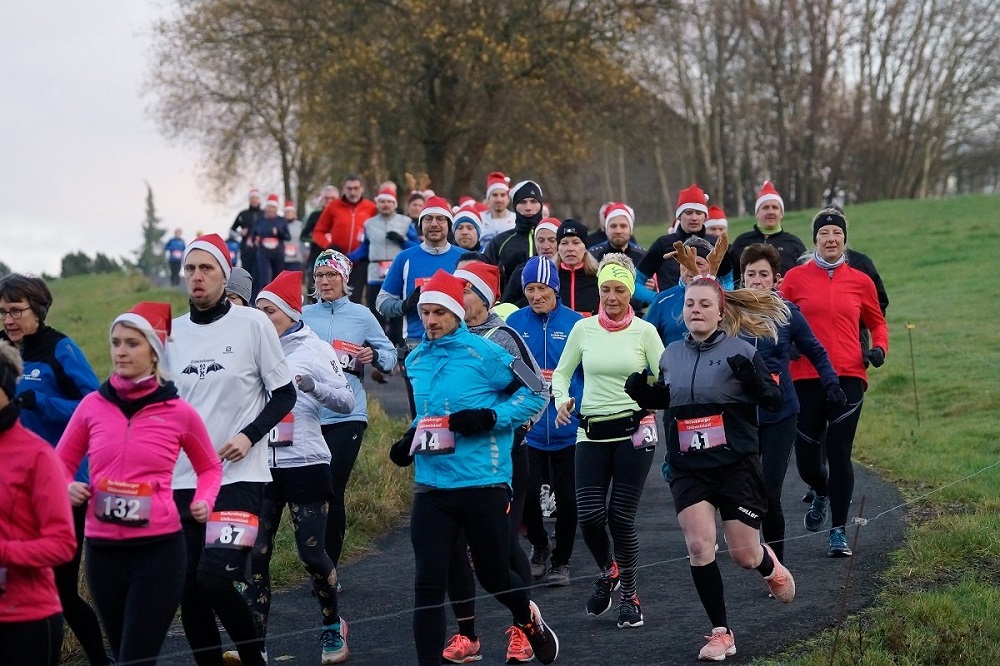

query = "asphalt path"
159;375;905;665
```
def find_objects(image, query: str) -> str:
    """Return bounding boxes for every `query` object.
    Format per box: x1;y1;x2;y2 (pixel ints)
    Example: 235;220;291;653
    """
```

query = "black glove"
385;231;406;246
296;375;316;393
16;390;36;410
825;383;848;408
448;408;497;436
867;346;886;368
401;287;422;315
624;371;671;410
726;354;757;384
389;428;416;467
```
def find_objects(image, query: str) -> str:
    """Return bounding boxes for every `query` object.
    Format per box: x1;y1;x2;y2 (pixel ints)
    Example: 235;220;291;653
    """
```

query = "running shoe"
761;543;795;603
698;627;736;661
222;649;267;664
828;526;853;557
443;633;482;663
529;541;551;580
321;618;348;664
545;564;570;587
519;601;559;664
803;494;829;532
616;594;644;628
586;563;620;617
505;625;534;664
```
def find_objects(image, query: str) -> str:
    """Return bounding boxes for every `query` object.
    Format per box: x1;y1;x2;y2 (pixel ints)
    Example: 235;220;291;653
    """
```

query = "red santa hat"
455;261;500;308
536;217;561;236
375;187;397;204
705;205;728;229
184;233;233;279
486;171;511;197
256;270;304;322
112;301;172;363
419;196;454;225
249;188;261;200
675;184;708;220
284;200;296;213
417;269;465;321
264;193;281;209
755;180;784;213
598;201;613;225
604;202;635;232
453;196;477;213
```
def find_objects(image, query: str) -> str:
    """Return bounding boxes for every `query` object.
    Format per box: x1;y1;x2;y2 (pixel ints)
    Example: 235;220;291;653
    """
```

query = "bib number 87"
218;525;246;545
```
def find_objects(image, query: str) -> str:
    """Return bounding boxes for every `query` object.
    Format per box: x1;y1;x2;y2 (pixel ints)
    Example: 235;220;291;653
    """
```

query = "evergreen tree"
0;260;10;277
61;252;94;277
135;182;167;279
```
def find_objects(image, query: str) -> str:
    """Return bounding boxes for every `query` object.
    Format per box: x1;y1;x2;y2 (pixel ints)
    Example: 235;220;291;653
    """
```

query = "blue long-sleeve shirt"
375;243;464;339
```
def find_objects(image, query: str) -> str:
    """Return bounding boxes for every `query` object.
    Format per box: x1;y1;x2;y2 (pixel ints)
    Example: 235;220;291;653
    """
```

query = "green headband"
597;264;635;295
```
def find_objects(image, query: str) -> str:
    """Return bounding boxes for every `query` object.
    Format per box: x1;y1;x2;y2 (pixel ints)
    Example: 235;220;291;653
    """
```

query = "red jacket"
0;419;76;623
781;260;888;386
311;197;378;255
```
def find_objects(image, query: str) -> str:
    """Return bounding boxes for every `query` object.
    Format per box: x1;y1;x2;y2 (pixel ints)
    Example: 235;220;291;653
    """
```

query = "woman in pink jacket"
57;302;222;665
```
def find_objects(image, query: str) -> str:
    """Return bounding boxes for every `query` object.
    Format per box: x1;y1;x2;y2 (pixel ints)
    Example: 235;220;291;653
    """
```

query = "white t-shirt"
167;305;292;488
479;210;516;248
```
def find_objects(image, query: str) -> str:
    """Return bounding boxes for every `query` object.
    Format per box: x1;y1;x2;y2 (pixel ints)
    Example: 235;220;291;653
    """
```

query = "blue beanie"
453;210;481;238
521;255;560;293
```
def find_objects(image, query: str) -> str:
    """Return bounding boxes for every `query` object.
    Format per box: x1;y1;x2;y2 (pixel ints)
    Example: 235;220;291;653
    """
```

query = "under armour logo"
708;360;723;366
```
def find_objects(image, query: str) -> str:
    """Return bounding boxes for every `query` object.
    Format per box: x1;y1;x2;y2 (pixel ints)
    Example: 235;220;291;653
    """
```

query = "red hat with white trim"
675;184;708;220
264;193;281;209
536;217;560;236
184;233;233;279
375;187;397;204
419;196;454;226
755;180;784;213
249;188;261;199
604;202;635;232
284;200;296;213
705;205;728;229
455;261;500;308
112;301;172;363
256;270;304;322
417;269;465;321
486;171;511;197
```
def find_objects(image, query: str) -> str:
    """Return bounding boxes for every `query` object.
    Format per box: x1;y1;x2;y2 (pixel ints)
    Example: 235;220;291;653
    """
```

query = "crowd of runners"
0;171;889;665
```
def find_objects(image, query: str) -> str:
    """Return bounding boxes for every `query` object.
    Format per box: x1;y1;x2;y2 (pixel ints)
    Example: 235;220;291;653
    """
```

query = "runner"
644;236;716;347
167;233;296;666
738;244;843;563
624;235;796;661
225;267;253;307
301;251;397;573
552;219;600;316
507;256;584;590
484;180;544;292
388;270;558;666
252;194;292;293
56;302;222;665
0;340;76;666
0;273;108;666
251;271;355;664
781;209;888;557
165;228;187;286
551;254;664;629
500;217;560;306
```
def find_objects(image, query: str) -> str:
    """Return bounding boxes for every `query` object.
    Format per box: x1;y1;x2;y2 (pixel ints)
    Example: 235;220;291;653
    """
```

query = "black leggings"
758;415;798;562
175;484;266;666
411;488;531;666
321;421;366;567
794;377;866;530
55;504;108;665
249;465;339;638
0;614;63;666
575;438;654;597
86;534;185;664
524;445;578;567
448;443;532;623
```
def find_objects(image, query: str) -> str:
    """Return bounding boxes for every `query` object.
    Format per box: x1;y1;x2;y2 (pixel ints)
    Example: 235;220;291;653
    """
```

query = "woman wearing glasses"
0;274;108;665
300;251;397;572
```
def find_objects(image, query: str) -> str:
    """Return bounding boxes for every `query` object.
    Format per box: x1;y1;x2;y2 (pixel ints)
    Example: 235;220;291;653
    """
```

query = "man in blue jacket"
506;256;583;588
390;269;559;666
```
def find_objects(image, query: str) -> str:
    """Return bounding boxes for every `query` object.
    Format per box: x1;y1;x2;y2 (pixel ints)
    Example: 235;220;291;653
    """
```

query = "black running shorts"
669;455;768;528
175;481;264;582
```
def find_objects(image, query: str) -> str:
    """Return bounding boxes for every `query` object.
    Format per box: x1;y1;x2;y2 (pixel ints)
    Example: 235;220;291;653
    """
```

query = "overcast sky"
1;2;253;276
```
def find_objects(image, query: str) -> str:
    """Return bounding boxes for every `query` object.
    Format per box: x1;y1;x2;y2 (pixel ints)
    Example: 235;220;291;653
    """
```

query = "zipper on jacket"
690;345;702;402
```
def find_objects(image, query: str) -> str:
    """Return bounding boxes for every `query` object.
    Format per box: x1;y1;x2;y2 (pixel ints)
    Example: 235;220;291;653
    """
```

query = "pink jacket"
57;387;222;541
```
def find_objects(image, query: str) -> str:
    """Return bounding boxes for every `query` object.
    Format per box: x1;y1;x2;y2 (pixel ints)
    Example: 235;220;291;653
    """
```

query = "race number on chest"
333;340;364;374
267;413;294;447
205;511;260;549
94;479;153;526
410;416;455;455
677;415;727;453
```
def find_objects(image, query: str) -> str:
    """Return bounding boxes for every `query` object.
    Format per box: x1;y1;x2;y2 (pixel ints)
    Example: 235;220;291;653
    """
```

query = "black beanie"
812;210;848;243
556;218;589;244
511;180;543;207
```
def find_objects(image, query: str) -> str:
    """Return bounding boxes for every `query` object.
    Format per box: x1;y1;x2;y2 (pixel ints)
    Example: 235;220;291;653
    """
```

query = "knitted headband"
597;263;635;295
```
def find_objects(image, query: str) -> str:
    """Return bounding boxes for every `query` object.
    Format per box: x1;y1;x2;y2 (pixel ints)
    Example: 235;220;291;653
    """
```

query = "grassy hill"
640;195;1000;663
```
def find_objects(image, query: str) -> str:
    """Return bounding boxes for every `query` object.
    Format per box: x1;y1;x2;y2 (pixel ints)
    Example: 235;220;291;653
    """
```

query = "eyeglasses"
313;272;341;282
0;306;31;320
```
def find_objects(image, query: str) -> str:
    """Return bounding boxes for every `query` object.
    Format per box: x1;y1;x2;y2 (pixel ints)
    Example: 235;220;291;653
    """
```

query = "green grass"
640;195;1000;664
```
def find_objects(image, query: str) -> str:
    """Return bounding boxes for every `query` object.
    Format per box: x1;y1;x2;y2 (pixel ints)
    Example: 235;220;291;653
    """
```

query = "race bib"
267;413;294;447
677;415;727;453
205;511;259;550
333;340;364;374
631;413;659;449
413;277;430;289
170;249;183;260
540;369;554;384
410;416;455;455
376;261;393;279
284;243;298;258
262;237;279;250
94;479;153;526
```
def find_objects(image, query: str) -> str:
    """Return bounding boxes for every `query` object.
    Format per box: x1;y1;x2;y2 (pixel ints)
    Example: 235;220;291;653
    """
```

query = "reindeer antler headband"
665;231;730;305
